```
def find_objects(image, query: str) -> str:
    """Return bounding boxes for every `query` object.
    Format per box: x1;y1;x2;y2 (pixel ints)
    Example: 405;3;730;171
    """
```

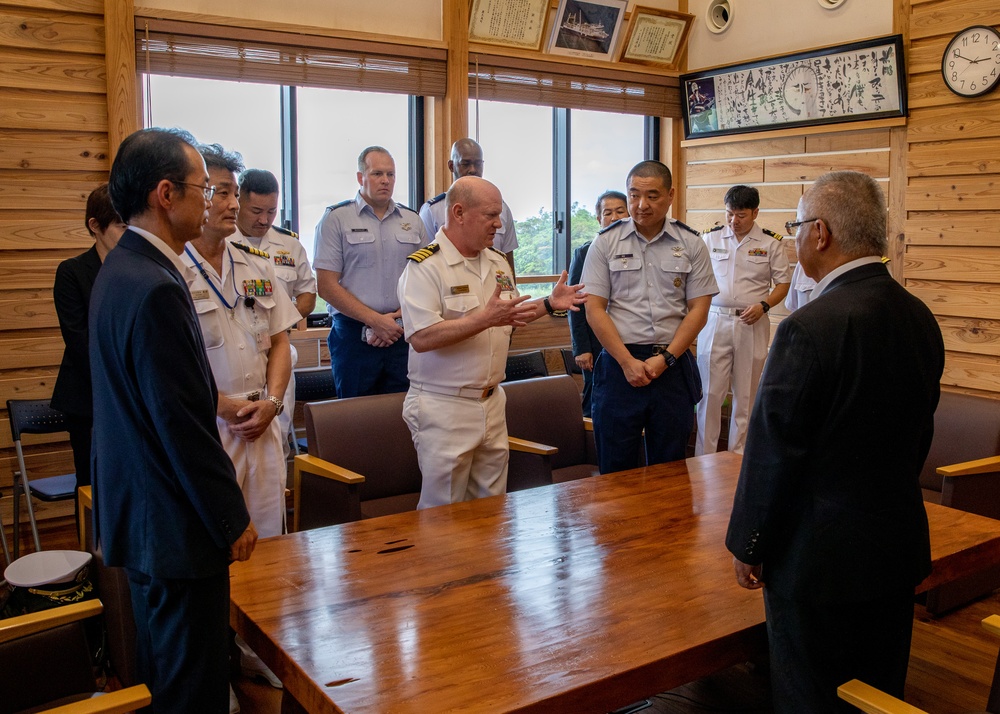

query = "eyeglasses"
784;218;818;234
175;182;216;201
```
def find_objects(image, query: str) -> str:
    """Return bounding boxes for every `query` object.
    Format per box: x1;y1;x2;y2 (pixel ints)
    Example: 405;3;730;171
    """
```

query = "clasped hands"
365;311;404;347
221;395;278;442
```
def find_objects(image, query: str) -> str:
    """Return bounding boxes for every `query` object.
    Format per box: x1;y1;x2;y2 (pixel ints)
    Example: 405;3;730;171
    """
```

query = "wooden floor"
11;516;1000;714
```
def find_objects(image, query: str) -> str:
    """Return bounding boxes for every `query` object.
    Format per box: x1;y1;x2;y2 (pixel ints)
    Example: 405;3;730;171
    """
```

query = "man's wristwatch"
267;395;284;416
543;296;556;315
760;301;770;313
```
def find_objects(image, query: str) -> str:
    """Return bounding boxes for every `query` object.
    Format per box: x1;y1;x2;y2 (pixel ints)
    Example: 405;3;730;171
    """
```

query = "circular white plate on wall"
706;0;734;34
818;0;847;9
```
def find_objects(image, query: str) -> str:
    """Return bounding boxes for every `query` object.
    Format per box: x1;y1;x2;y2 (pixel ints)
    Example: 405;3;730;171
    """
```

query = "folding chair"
504;350;549;382
6;399;78;557
292;367;338;454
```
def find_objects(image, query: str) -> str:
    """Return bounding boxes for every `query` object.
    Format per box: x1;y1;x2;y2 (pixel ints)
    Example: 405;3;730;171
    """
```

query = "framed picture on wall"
680;34;908;140
469;0;551;51
618;6;694;70
546;0;628;62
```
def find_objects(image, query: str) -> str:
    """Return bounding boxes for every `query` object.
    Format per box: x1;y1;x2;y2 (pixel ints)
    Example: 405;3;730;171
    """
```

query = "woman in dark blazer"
51;184;125;487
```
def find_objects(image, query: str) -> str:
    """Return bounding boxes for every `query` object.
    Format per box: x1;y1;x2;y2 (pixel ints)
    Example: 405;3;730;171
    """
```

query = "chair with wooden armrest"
503;376;599;485
917;390;1000;615
294;391;421;531
0;599;151;714
837;615;1000;714
77;487;138;689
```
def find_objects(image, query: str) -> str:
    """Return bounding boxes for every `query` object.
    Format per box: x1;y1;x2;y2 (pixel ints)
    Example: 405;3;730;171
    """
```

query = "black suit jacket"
568;241;601;357
51;246;102;418
726;261;944;603
89;229;250;579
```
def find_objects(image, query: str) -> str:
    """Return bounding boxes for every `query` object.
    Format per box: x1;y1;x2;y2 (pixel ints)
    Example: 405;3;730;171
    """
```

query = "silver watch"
267;395;284;416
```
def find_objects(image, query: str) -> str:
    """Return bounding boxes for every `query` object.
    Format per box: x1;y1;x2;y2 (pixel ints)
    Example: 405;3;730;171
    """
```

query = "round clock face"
942;25;1000;98
783;64;819;117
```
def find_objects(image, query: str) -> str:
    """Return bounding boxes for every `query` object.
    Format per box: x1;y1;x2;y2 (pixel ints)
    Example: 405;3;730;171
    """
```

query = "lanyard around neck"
185;245;254;311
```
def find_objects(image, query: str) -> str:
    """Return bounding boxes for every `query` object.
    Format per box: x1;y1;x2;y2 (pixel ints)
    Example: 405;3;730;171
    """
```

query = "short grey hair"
358;146;391;173
807;171;887;258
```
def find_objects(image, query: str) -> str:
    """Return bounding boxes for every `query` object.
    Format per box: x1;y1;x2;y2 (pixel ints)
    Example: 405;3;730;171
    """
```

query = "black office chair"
293;367;338;454
560;348;582;376
504;350;549;382
6;399;77;558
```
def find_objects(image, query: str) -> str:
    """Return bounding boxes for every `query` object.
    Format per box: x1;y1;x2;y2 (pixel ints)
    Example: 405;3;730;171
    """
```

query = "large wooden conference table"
229;451;1000;714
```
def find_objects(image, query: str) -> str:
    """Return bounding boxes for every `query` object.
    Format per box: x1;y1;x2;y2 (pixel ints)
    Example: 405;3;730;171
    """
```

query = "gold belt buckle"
246;390;261;402
481;386;495;399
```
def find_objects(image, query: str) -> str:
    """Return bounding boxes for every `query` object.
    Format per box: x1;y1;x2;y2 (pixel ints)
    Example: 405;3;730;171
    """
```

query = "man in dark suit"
726;171;944;713
568;190;627;417
90;128;258;713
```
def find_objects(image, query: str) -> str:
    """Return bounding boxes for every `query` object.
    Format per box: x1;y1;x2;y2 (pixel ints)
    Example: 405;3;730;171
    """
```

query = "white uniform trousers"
218;414;287;538
277;342;298;461
695;310;770;455
403;386;509;509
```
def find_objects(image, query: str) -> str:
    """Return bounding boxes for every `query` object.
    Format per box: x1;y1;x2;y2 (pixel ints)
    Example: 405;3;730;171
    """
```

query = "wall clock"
941;25;1000;98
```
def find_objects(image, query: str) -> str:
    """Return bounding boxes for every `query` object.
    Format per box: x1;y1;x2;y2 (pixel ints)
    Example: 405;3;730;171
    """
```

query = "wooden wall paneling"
0;46;106;93
0;416;64;451
0;331;65;369
905;212;1000;246
942;352;1000;393
0;7;104;54
687;184;803;212
442;0;468;149
684;159;763;186
907;138;1000;177
103;0;137;155
907;102;1000;143
0;0;103;11
0;87;107;131
0;129;109;171
887;125;908;281
764;151;890;183
0;256;61;289
937;315;1000;357
906;176;1000;212
804;129;891;153
0;215;91;250
907;36;942;75
905;246;1000;283
906;280;1000;320
684;136;804;162
0;171;102;210
0;291;57;331
0;368;60;407
908;71;962;109
909;0;1000;41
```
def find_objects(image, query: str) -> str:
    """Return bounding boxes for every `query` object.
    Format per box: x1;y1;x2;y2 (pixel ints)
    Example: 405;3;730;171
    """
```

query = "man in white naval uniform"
181;146;299;538
419;138;518;272
235;169;317;457
399;177;584;508
695;185;790;455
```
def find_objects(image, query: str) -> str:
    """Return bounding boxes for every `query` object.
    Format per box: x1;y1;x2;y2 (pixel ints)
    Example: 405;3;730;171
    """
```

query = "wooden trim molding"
105;0;139;158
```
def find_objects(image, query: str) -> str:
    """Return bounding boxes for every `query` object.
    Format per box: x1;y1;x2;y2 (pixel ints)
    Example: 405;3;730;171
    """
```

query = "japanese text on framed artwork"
680;35;907;140
469;0;550;51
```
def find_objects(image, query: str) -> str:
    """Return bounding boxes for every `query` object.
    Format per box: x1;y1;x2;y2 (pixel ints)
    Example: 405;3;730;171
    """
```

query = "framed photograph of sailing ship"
469;0;551;51
547;0;628;61
618;7;694;69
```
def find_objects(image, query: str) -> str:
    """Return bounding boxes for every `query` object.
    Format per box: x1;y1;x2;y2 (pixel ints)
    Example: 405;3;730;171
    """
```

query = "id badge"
255;328;271;353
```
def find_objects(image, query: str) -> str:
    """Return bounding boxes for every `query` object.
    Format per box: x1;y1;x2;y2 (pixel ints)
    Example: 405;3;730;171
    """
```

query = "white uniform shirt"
181;243;300;396
702;224;791;308
785;261;818;311
419;194;519;255
236;226;316;306
313;193;429;315
580;218;718;344
398;231;516;390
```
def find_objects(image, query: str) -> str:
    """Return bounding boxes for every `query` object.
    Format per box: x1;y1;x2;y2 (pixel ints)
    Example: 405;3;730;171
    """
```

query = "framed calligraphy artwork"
469;0;551;51
680;35;907;140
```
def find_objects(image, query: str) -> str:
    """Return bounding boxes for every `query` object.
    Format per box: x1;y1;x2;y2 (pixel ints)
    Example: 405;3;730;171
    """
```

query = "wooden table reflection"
229;451;1000;714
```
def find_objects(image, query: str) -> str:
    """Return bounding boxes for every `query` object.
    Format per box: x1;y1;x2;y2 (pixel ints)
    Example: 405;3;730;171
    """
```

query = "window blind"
469;53;681;117
136;18;448;97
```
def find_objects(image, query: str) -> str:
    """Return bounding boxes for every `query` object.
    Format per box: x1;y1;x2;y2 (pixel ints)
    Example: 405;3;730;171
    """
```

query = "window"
296;88;411;260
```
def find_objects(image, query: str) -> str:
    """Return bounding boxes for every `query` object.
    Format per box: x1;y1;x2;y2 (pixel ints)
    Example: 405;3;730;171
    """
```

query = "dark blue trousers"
328;314;409;398
592;347;700;474
127;569;230;714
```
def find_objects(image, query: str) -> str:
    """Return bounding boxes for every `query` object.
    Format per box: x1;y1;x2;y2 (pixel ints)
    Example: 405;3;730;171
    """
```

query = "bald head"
442;176;503;258
449;138;485;180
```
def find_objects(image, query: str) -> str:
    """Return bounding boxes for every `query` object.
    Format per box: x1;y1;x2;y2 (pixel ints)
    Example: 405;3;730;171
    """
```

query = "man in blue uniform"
581;161;717;473
313;146;429;398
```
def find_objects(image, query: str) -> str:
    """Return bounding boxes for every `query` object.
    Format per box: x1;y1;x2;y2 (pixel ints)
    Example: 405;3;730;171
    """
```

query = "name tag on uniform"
190;289;209;300
451;285;470;294
351;228;368;232
712;248;728;254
